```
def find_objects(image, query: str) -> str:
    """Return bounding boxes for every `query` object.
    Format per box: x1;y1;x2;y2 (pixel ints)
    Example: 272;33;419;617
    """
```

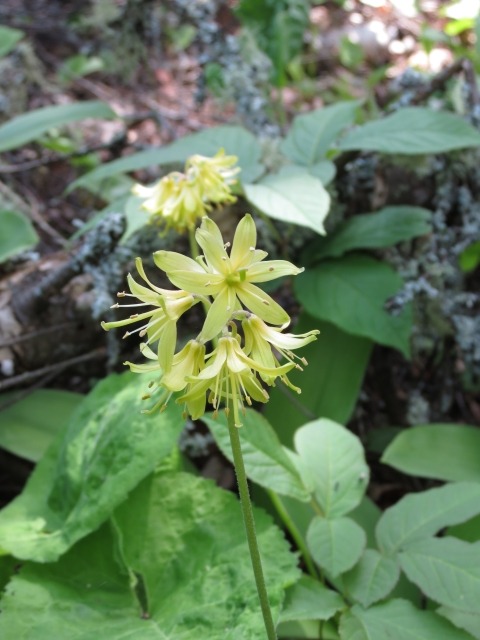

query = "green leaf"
294;254;412;357
281;101;360;165
382;424;480;482
0;389;82;462
339;599;473;640
448;514;480;543
244;172;330;235
338;107;480;155
264;314;372;448
295;418;369;519
303;206;432;265
0;372;185;562
203;409;311;501
279;574;344;622
0;101;117;153
0;25;25;59
68;125;263;193
459;241;480;273
0;472;299;639
342;549;400;607
307;516;366;577
0;210;39;263
376;482;480;555
279;618;340;639
120;193;149;244
438;607;480;640
349;497;381;550
310;160;336;185
0;554;17;594
399;537;480;614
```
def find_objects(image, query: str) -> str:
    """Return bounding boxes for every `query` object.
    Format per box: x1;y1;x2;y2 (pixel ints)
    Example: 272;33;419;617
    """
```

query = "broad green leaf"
279;618;340;639
399;537;480;614
382;424;480;482
342;549;400;607
339;599;473;640
294;418;369;519
310;160;336;185
0;372;185;562
120;193;149;244
244;172;330;235
275;161;336;186
281;101;360;165
294;254;412;357
339;107;480;154
438;607;480;640
0;26;24;58
0;210;39;263
349;497;381;550
264;314;372;448
0;554;17;593
0;101;117;153
307;516;366;577
459;241;480;273
303;206;432;264
0;389;82;462
203;409;311;501
0;472;299;639
68;125;263;193
376;482;480;555
279;575;344;622
448;514;480;543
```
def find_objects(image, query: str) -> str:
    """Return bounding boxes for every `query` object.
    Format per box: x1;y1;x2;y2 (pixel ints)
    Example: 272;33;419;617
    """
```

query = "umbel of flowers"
102;214;318;428
132;149;240;233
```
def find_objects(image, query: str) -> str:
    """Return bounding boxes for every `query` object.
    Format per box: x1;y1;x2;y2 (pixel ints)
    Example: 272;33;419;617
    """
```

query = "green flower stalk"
102;209;319;640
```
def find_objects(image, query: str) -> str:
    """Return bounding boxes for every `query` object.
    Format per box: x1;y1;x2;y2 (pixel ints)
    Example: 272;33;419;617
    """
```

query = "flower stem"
227;409;278;640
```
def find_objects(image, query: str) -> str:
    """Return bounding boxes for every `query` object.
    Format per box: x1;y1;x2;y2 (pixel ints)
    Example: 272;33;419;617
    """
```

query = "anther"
139;330;147;337
222;256;227;260
213;409;219;419
117;291;126;297
249;246;255;251
224;242;231;248
301;357;308;365
295;364;303;371
142;394;151;400
182;410;187;420
130;314;139;319
269;267;274;271
110;303;119;309
225;407;230;417
262;300;270;305
160;404;167;413
226;306;231;311
205;281;211;287
246;395;252;406
122;331;130;339
148;381;155;388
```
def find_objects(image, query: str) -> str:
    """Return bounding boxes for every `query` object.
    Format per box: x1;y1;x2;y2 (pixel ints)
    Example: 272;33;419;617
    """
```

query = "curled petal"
135;257;168;294
124;361;160;374
154;250;205;274
230;214;257;269
127;274;161;304
247;260;304;283
236;282;290;326
139;343;158;360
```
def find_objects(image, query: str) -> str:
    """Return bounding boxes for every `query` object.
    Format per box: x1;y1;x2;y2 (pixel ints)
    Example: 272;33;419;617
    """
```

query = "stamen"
205;281;211;287
140;330;147;337
117;291;126;297
301;357;308;365
262;299;270;305
110;303;119;309
182;410;187;420
269;267;274;272
130;314;139;319
213;409;219;419
142;394;151;400
148;381;155;388
224;242;231;248
222;256;227;260
122;331;130;339
249;246;255;251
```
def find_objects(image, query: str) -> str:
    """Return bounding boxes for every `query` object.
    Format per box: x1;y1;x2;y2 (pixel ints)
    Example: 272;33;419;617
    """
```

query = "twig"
0;369;60;412
0;322;74;349
0;349;106;392
410;57;466;105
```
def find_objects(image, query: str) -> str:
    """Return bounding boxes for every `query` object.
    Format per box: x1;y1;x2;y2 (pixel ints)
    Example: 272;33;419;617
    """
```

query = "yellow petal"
236;282;290;326
230;214;257;269
247;260;304;283
167;270;224;295
196;227;231;275
199;286;236;342
158;320;176;373
154;250;205;274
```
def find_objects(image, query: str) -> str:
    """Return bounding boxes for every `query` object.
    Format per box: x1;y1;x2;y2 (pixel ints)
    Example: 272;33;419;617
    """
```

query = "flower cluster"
132;150;239;233
102;214;318;426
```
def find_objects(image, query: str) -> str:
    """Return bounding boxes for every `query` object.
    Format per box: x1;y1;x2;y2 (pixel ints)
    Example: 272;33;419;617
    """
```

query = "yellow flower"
125;339;206;417
154;214;304;342
242;314;319;390
101;257;198;373
187;149;239;204
131;150;239;233
177;331;296;427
